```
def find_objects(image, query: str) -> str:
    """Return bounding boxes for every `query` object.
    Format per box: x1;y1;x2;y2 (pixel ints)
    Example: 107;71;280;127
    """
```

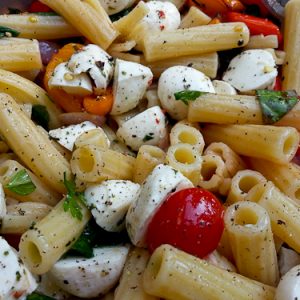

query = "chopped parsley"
256;89;299;124
174;90;207;105
26;293;55;300
0;26;20;38
5;169;36;196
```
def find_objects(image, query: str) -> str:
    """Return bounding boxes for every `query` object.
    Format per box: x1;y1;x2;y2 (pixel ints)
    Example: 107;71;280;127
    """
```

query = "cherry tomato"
28;1;52;13
146;187;225;258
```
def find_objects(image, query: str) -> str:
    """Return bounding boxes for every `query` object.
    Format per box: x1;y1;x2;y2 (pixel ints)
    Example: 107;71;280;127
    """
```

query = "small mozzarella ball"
158;66;215;120
212;80;237;95
99;0;136;15
223;49;277;92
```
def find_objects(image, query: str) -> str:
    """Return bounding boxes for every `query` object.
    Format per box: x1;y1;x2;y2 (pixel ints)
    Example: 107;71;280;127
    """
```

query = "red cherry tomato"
146;187;225;258
28;1;52;13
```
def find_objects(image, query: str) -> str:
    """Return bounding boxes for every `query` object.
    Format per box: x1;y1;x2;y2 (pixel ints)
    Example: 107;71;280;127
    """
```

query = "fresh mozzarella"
0;237;37;300
275;264;300;300
212;80;237;95
158;66;215;120
126;164;193;247
67;44;114;93
48;62;93;96
99;0;136;15
116;106;168;151
279;246;300;276
85;180;140;232
49;246;129;298
49;121;97;151
111;59;153;115
223;49;278;92
0;183;6;219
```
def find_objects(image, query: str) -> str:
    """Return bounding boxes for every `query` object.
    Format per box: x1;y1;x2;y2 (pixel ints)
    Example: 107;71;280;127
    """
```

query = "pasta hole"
235;207;258;226
201;162;217;181
26;242;42;266
77;148;95;173
238;176;261;193
178;131;197;145
174;147;195;164
283;134;298;156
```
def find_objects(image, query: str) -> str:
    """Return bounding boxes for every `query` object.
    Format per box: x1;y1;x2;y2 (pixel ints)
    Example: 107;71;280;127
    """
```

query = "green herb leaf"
27;292;56;300
0;26;20;38
174;90;207;105
256;90;299;124
5;169;36;196
63;173;86;221
143;134;154;142
110;7;132;22
32;105;50;131
8;8;22;14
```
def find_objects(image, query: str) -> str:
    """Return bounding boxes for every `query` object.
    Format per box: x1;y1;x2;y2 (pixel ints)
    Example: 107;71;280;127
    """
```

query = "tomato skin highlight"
146;187;225;258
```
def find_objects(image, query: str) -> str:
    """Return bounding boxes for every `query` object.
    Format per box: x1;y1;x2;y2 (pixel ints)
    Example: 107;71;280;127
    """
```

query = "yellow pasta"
19;199;91;274
133;145;166;184
0;94;70;193
143;22;250;62
275;101;300;130
202;124;299;164
40;0;118;49
74;128;110;150
143;244;275;300
0;141;9;153
244;34;278;49
0;14;80;40
217;228;234;262
180;7;211;28
0;37;42;72
225;201;279;286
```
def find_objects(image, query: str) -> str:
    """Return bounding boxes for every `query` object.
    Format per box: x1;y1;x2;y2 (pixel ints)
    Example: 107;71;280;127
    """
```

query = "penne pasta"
0;141;9;153
74;128;110;150
244;34;278;49
180;7;212;28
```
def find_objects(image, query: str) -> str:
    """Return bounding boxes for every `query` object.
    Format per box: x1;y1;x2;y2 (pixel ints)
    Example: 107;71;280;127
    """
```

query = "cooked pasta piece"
198;154;228;193
19;199;91;274
225;201;279;286
144;52;218;79
145;89;160;108
180;7;211;28
204;142;246;177
166;143;202;185
170;123;205;154
202;124;299;164
143;22;250;62
249;158;300;203
244;34;278;49
71;145;135;183
0;141;9;153
205;250;236;272
0;202;52;234
74;128;110;150
0;14;80;39
107;40;136;53
0;37;42;72
115;248;158;300
143;244;275;300
0;94;70;193
226;170;267;205
0;69;62;129
109;51;141;63
133;145;166;184
40;0;118;49
0;153;17;165
282;0;300;93
275;101;300;131
0;160;60;205
246;181;300;253
217;228;234;262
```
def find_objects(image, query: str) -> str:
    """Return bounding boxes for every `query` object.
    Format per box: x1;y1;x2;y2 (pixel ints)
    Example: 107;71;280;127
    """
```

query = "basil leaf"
32;105;50;131
5;169;36;196
110;7;132;22
174;90;207;105
8;8;22;14
256;89;299;124
27;292;55;300
0;26;20;38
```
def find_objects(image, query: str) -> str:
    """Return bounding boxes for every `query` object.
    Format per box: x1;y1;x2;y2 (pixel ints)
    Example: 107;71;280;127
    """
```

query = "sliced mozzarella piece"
223;49;278;92
126;164;193;247
49;121;97;151
99;0;136;15
0;237;37;300
279;246;300;276
85;180;140;232
116;106;167;151
275;264;300;300
67;44;114;92
212;80;237;95
0;183;6;219
49;246;129;298
48;62;93;96
158;66;215;120
111;59;153;115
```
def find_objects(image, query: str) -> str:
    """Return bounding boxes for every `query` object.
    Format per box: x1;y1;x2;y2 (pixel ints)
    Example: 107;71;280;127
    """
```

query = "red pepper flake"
12;290;25;299
155;118;160;124
160;25;165;31
157;10;166;19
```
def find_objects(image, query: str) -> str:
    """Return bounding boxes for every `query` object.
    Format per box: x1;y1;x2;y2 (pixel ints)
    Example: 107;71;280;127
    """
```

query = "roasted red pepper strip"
273;76;282;91
28;1;52;13
223;11;282;44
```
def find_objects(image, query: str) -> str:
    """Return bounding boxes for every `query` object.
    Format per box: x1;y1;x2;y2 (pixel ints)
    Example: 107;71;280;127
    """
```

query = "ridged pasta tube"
179;7;211;28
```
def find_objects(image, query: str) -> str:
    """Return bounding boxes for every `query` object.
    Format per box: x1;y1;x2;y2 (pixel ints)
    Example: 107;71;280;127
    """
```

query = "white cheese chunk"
49;121;97;151
85;180;140;232
158;66;215;120
223;49;278;92
49;246;129;298
126;164;193;247
111;59;153;115
99;0;136;15
48;62;93;96
212;80;237;95
116;106;168;151
0;237;37;300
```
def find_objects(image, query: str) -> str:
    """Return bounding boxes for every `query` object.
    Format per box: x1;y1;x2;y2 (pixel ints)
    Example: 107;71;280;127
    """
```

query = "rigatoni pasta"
179;7;212;28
